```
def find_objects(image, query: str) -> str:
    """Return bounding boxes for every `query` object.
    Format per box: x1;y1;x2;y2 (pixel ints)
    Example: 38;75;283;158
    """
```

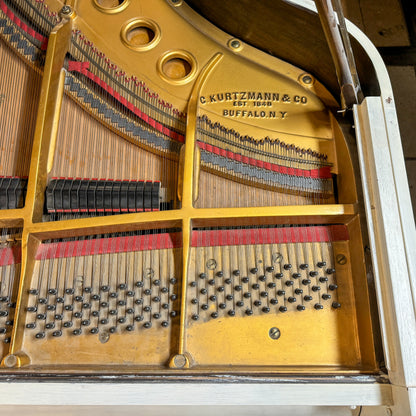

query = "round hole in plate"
126;26;155;46
120;19;160;51
162;58;191;80
157;51;197;84
93;0;129;14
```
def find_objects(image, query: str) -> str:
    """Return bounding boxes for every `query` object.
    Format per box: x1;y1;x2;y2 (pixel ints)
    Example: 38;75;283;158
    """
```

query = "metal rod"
315;0;362;109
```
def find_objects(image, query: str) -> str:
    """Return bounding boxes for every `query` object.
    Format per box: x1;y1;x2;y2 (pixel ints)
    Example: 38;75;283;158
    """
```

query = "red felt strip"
35;232;182;260
191;225;349;247
197;141;332;180
67;61;185;143
0;247;21;266
0;0;48;50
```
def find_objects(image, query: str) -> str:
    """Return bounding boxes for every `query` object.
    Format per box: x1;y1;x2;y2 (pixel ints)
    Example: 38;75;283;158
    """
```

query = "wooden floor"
343;0;416;218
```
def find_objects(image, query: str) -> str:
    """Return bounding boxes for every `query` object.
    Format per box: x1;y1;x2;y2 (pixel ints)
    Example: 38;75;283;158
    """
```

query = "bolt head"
336;254;347;265
269;327;281;340
302;75;313;84
99;331;110;344
173;354;187;368
61;5;71;14
230;40;241;49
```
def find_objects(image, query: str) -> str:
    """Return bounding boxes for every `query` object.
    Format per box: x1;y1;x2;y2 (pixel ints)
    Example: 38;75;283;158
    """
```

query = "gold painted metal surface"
0;0;378;376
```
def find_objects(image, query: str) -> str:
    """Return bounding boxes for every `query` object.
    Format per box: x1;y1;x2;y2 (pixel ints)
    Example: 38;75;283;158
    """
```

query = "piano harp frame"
0;0;415;414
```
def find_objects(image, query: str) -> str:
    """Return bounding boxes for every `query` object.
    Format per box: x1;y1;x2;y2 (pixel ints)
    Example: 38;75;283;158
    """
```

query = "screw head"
269;327;281;340
229;39;241;49
61;5;71;14
99;331;110;344
206;259;217;270
272;253;283;263
173;354;187;368
302;75;313;84
336;254;347;265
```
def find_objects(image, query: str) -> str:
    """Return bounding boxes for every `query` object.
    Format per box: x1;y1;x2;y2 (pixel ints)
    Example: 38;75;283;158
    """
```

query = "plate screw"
144;268;154;279
269;327;281;340
336;254;347;265
272;252;283;263
173;354;187;368
230;39;241;49
302;75;313;84
61;5;71;15
206;259;217;270
99;331;110;344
